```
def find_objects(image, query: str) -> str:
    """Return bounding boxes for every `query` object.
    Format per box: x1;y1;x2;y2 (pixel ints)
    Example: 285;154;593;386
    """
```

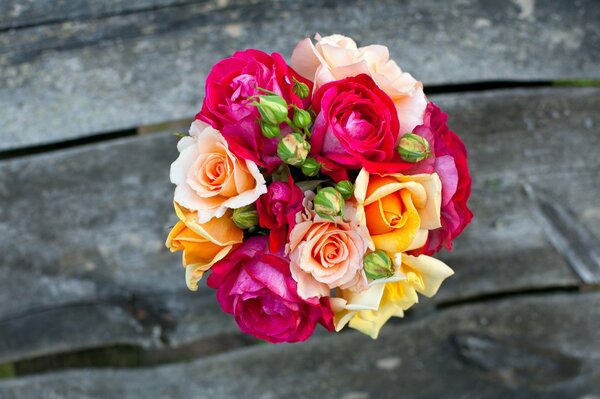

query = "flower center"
197;153;228;192
313;231;348;269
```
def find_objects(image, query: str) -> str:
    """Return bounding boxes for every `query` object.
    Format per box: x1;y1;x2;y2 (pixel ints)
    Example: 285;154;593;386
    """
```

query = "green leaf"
296;179;329;192
271;164;291;182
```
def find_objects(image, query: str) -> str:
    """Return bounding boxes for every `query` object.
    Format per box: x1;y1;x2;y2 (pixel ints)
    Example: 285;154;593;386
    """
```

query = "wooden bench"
0;0;599;397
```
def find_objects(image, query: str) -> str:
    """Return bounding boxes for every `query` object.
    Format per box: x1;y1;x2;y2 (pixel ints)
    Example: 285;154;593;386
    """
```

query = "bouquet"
166;34;473;343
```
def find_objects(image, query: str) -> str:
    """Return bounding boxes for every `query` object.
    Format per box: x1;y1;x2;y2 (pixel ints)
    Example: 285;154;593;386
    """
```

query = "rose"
310;74;412;181
331;254;453;339
409;103;473;254
206;237;334;343
354;168;442;254
170;120;267;223
287;201;370;299
166;202;243;291
197;49;312;170
256;177;304;252
292;34;427;133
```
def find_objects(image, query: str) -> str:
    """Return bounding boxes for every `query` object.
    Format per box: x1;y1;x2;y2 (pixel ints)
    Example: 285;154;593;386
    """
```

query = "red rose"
410;102;473;254
310;74;412;181
197;49;312;171
206;237;334;343
256;177;304;252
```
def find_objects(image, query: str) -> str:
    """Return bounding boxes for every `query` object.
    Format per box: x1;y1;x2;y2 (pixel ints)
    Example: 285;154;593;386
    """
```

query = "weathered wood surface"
1;0;599;150
1;87;597;364
1;292;598;398
0;0;198;29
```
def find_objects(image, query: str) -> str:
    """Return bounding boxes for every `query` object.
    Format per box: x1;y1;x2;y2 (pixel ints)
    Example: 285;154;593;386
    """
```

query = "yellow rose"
166;202;243;291
331;254;453;339
354;168;442;253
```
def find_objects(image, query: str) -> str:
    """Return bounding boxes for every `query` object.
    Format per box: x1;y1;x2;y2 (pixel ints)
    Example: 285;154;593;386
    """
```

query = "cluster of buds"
251;85;320;176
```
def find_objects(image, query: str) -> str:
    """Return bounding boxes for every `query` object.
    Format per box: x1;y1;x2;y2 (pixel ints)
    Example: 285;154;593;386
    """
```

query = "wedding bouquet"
166;34;473;343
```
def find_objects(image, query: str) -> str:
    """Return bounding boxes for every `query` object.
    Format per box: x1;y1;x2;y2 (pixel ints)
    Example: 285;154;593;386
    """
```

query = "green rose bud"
256;94;289;125
292;108;312;129
277;133;311;167
363;250;394;280
334;180;354;200
397;133;431;163
314;187;344;221
232;204;258;229
301;157;320;177
259;121;281;139
292;78;310;99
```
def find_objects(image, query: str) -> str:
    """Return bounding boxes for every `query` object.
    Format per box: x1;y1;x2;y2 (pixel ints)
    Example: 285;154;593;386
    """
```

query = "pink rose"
288;201;370;299
170;121;266;223
256;177;304;252
409;103;473;254
197;49;312;171
310;74;412;181
206;237;334;343
291;33;427;133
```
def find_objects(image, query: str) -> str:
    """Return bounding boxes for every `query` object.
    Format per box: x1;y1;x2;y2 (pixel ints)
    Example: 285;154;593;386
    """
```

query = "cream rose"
170;121;267;223
287;200;370;299
331;253;454;339
291;33;428;133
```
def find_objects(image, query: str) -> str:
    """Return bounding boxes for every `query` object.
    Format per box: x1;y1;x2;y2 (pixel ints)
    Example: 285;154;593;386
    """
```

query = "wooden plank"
0;0;194;30
0;133;238;363
431;86;600;301
0;87;596;363
0;292;597;398
1;0;599;150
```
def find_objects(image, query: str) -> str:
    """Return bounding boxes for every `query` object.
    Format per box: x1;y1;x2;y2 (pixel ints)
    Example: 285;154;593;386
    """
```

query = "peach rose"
354;168;442;254
291;33;427;133
166;202;243;291
287;200;370;299
170;120;267;223
331;253;453;339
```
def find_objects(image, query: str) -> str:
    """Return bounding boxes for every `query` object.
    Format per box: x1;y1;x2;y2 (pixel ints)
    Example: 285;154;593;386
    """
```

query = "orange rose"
354;168;442;253
166;202;243;290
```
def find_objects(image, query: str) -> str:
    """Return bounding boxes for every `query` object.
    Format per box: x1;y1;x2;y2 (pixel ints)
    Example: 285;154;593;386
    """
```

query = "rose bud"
259;121;281;139
314;187;344;221
256;94;289;126
334;180;354;200
301;157;320;177
363;250;394;280
293;108;312;129
232;204;259;229
397;133;430;163
292;78;310;99
277;133;311;166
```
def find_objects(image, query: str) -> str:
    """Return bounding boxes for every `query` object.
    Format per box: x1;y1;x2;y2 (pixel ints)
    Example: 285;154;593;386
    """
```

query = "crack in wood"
523;182;600;285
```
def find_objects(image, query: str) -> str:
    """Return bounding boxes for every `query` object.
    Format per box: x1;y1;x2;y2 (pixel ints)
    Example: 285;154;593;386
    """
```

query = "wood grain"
1;292;597;398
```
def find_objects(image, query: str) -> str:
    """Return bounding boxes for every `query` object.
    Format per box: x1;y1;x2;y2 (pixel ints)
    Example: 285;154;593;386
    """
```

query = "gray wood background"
0;0;599;398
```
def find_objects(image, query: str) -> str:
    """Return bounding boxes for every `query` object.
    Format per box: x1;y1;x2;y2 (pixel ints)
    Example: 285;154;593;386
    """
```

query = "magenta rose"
197;49;312;171
310;74;412;181
256;177;304;252
409;102;473;255
206;237;334;343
